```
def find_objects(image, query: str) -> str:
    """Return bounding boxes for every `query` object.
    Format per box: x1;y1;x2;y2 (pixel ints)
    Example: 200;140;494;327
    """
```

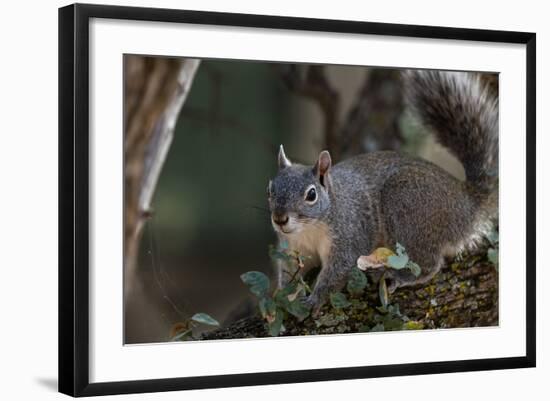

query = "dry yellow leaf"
357;247;396;271
169;321;191;338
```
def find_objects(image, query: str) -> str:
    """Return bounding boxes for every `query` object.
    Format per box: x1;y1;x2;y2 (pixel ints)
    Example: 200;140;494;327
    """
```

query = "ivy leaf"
407;261;422;277
268;309;284;336
286;298;310;319
387;242;409;269
370;323;385;332
387;304;402;316
347;266;368;295
487;248;498;266
287;283;305;302
486;230;499;246
276;282;298;298
268;247;290;262
387;254;409;269
241;271;270;297
395;242;406;255
382;316;404;331
330;292;351;309
191;313;219;327
259;297;277;319
274;282;297;309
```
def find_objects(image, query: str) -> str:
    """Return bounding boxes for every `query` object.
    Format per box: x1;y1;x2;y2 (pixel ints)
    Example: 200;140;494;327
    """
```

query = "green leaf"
379;278;389;308
486;230;499;246
191;313;219;327
395;242;406;255
268;309;284;336
382;316;404;331
286;299;310;319
274;282;297;309
370;323;385;332
387;303;402;317
330;292;351;309
276;282;298;298
347;266;368;295
241;271;271;297
387;242;410;269
387;254;409;269
269;249;290;261
259;297;276;319
487;248;498;266
286;282;305;302
407;261;422;277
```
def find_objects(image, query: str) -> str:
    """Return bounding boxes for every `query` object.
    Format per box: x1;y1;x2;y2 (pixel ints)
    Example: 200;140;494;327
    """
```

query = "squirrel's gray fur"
267;70;498;312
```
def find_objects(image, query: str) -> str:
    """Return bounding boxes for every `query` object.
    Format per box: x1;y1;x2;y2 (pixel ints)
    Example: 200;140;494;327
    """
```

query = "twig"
339;71;373;155
124;56;200;294
340;69;404;156
139;59;201;213
277;64;341;159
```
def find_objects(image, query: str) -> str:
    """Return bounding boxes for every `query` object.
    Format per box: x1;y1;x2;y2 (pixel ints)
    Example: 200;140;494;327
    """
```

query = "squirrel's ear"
313;150;332;186
278;145;292;169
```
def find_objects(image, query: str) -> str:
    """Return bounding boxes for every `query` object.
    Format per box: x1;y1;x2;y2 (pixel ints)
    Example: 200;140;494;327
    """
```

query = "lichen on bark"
201;246;498;340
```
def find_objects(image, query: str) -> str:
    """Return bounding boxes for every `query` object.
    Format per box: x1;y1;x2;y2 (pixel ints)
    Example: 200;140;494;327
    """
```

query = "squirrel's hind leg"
381;221;448;292
380;170;462;292
384;253;443;293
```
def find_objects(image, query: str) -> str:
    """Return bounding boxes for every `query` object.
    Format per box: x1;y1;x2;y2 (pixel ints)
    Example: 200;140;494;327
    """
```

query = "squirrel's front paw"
303;294;324;318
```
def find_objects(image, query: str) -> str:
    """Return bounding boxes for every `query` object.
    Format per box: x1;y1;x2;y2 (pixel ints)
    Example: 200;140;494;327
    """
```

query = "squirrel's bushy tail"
405;70;498;194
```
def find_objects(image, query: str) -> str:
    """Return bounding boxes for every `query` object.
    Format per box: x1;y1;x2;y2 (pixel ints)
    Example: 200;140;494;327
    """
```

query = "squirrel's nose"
272;213;289;226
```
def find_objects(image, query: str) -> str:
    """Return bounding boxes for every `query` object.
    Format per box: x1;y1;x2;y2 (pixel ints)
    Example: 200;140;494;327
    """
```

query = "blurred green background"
128;60;300;343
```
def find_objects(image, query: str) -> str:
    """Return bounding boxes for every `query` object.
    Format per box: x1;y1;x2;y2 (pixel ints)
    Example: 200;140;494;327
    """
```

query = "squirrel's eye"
305;186;317;203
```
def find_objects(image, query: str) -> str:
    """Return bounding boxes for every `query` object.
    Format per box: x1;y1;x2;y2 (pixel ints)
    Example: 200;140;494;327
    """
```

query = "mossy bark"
201;247;498;340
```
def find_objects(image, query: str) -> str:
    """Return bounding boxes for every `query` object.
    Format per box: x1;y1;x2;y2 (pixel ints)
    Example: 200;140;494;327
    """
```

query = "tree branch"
277;66;406;160
124;56;200;294
278;64;341;159
340;69;404;156
139;59;200;214
201;247;498;340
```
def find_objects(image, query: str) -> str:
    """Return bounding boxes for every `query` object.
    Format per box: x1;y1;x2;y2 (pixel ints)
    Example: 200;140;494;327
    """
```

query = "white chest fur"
286;221;332;271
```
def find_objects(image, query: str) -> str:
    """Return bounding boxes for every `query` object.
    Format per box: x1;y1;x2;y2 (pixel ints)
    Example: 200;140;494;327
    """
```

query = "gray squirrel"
267;70;498;313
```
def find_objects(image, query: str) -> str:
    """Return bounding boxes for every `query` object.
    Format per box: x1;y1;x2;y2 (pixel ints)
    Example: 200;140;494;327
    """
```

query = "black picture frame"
58;3;536;397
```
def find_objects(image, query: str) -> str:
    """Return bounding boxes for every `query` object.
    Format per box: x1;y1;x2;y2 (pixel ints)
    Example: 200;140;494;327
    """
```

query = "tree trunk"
201;246;498;340
124;56;200;296
277;65;405;162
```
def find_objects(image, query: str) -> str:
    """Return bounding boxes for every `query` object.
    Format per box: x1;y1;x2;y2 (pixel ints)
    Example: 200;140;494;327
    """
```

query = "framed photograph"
58;3;536;397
